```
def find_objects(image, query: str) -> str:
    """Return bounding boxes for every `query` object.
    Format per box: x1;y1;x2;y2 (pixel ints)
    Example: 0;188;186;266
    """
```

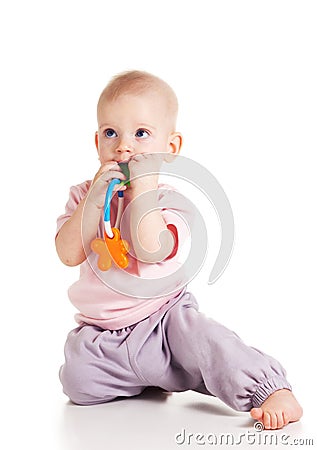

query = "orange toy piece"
91;227;129;271
90;238;112;271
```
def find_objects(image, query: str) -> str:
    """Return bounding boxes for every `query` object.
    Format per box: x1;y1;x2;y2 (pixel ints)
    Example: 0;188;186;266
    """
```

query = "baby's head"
95;70;182;164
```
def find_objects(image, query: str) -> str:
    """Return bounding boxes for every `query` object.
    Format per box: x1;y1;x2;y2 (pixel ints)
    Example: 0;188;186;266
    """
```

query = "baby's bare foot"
250;389;303;430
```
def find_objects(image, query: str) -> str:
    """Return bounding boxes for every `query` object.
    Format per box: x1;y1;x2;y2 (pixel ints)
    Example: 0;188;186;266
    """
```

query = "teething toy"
91;163;130;270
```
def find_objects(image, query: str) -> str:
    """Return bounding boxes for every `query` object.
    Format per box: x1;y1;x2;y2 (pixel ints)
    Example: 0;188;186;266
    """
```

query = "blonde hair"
97;70;178;125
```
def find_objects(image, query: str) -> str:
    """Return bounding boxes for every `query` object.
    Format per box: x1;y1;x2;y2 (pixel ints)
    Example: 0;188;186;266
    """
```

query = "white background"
1;1;316;449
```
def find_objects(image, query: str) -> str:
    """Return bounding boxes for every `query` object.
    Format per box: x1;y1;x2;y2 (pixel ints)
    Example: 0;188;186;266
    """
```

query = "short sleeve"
158;185;192;262
56;180;91;235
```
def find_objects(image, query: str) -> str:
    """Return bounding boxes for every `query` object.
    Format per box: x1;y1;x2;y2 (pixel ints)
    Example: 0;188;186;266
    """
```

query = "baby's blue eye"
135;129;149;139
105;128;117;138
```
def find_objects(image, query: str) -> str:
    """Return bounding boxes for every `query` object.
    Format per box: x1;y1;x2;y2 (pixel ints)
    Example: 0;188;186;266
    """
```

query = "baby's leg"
59;325;147;405
163;292;302;429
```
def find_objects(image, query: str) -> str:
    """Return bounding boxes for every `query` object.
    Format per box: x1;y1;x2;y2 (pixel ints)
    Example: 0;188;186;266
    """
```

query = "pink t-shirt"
56;181;191;330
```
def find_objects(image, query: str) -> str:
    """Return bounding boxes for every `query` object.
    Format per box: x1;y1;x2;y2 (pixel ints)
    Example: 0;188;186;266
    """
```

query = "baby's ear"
95;131;99;150
95;132;102;161
165;132;182;162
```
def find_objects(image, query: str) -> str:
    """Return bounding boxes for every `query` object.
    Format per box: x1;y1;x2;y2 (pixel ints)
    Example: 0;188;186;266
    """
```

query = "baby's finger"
102;161;120;171
93;161;120;180
98;169;126;184
114;183;127;192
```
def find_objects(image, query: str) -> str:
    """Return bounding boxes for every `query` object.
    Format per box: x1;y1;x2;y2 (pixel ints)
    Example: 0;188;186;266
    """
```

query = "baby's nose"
116;144;134;153
115;139;134;158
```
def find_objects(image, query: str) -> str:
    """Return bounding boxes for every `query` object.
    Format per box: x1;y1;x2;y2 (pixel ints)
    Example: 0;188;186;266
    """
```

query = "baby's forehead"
98;87;177;122
97;94;174;134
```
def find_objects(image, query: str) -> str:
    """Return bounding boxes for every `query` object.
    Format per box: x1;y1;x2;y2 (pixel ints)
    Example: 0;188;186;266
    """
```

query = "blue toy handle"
104;178;121;222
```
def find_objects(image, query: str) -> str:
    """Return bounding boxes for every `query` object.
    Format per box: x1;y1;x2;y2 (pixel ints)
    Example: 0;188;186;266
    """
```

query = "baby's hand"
128;153;164;193
88;162;127;209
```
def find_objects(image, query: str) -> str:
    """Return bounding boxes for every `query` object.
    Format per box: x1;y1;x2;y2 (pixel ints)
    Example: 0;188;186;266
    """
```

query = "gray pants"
59;290;291;410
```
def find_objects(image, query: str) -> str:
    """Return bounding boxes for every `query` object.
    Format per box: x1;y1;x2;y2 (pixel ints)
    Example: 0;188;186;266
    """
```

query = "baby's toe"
270;412;278;429
276;411;285;429
250;407;262;421
283;410;292;426
263;411;272;429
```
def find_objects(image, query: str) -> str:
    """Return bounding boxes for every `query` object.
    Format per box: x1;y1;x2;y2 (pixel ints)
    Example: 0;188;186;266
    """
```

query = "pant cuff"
251;376;292;408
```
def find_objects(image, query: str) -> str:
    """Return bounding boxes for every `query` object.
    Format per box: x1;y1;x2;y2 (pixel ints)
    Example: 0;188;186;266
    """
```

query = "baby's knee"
59;360;115;406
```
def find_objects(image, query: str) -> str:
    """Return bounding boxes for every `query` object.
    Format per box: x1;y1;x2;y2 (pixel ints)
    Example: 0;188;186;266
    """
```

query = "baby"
56;70;302;430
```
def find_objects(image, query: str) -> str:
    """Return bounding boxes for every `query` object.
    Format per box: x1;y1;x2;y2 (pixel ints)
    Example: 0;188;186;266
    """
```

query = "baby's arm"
55;162;126;266
128;154;175;263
